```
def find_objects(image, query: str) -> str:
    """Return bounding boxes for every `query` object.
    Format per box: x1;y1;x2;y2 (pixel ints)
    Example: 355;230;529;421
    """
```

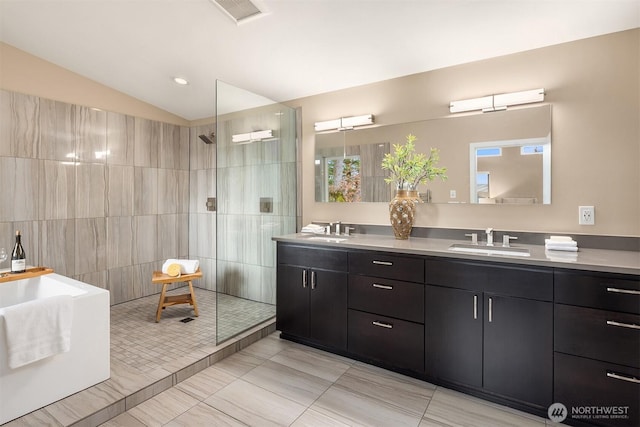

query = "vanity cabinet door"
276;265;310;339
483;294;553;409
425;285;483;388
276;243;348;351
309;269;348;350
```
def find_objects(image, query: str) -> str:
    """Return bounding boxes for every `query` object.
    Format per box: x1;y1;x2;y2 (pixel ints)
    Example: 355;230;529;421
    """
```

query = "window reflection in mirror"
470;136;551;204
314;104;551;204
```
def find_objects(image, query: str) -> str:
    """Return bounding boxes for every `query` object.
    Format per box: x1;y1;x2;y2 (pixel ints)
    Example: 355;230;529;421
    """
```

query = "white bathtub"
0;272;110;424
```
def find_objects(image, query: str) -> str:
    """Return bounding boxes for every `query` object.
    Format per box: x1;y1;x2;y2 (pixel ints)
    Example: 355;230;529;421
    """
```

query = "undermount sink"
449;243;530;257
304;235;349;243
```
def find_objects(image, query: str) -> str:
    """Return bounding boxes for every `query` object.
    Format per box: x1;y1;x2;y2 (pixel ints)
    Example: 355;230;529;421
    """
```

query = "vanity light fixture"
173;77;189;85
232;129;274;144
314;114;374;132
450;88;545;113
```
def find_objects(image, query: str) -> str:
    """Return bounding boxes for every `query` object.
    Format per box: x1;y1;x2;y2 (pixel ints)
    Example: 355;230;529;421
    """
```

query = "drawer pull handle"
302;270;307;288
488;297;493;323
606;287;640;296
607;372;640;384
311;271;316;290
607;320;640;330
373;283;393;290
372;321;393;329
372;260;393;266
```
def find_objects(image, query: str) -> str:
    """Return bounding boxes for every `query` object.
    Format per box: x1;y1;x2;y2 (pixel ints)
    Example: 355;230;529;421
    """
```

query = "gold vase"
389;189;421;240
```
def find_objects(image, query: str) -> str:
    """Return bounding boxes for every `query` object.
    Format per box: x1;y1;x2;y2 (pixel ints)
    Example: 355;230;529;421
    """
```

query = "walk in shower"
214;81;297;343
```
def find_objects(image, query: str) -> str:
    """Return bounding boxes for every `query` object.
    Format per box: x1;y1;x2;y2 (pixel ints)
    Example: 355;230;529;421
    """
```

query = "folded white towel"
549;235;574;242
2;295;73;369
545;244;579;252
544;239;577;247
162;259;199;275
301;224;326;234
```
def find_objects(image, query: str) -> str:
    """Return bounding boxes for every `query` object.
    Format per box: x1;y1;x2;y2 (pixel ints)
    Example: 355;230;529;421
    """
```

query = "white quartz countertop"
273;233;640;276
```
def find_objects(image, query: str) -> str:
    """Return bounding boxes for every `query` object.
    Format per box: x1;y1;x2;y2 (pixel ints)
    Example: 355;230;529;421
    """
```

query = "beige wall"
0;42;188;126
288;29;640;237
2;30;638;237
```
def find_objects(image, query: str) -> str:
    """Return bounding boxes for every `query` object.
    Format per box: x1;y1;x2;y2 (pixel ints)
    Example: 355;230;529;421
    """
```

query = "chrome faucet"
335;221;341;236
485;228;494;246
503;234;518;247
465;232;478;244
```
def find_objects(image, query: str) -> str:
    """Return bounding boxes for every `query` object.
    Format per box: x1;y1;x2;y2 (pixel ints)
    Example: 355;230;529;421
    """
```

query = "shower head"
199;132;215;144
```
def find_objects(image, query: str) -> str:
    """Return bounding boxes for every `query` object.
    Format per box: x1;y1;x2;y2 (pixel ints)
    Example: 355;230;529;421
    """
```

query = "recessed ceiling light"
173;77;189;85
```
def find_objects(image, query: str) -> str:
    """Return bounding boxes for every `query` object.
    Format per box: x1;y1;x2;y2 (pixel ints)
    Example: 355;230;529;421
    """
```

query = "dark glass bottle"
11;230;26;273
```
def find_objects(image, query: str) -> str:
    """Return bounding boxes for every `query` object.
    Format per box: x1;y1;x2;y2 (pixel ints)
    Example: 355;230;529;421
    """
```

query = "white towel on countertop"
301;224;326;234
549;235;574;242
545;244;578;252
161;259;199;275
544;239;577;247
2;295;73;369
545;236;578;252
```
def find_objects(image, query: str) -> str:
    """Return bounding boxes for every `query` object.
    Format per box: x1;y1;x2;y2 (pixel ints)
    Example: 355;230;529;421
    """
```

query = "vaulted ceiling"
1;0;638;120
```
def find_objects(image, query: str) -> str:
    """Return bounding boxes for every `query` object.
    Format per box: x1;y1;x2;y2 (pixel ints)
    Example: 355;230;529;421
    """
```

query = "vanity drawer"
348;309;424;372
555;353;640;427
348;274;424;323
555;270;640;314
555;304;640;368
349;251;424;283
277;244;348;272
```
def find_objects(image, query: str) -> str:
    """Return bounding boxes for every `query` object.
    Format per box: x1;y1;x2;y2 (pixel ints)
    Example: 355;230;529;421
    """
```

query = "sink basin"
305;236;349;243
449;243;530;257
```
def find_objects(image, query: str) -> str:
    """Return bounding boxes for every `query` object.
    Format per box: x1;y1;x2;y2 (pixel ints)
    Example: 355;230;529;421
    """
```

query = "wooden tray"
0;267;54;284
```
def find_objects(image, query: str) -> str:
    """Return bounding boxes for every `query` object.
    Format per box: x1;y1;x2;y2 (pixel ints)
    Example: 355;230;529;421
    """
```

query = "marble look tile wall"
0;89;189;305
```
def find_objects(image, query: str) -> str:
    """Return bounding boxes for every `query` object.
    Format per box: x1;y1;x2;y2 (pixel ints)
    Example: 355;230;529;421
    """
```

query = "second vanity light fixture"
232;129;273;144
314;114;374;132
449;88;545;113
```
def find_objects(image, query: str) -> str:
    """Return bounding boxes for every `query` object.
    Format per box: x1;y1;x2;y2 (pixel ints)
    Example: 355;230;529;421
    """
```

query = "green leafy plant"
381;134;448;190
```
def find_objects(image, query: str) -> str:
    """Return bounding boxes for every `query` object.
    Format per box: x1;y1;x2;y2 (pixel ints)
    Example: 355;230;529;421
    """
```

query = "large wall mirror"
315;104;551;204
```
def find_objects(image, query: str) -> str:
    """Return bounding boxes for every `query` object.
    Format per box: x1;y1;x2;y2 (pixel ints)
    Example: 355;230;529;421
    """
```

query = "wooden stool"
152;268;202;322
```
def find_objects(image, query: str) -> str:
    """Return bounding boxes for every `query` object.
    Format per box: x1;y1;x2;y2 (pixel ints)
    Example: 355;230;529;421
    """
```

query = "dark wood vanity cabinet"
425;258;553;411
554;270;640;427
275;239;639;426
276;244;348;350
347;251;425;373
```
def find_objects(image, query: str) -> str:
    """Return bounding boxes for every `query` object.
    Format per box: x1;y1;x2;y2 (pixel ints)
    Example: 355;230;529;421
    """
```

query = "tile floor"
4;287;562;427
102;333;561;427
3;287;276;427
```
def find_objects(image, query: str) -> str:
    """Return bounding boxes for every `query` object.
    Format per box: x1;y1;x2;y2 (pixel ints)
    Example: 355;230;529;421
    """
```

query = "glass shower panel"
215;81;296;344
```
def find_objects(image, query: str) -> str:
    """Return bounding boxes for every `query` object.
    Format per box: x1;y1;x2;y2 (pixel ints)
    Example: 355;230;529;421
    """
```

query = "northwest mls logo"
548;403;568;422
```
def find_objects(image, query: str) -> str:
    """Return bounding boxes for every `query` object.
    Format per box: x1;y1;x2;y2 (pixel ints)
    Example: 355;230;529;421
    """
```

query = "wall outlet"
450;190;457;199
579;206;595;225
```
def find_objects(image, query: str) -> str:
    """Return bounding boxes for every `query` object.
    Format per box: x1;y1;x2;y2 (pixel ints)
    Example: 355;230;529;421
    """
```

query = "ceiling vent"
211;0;265;24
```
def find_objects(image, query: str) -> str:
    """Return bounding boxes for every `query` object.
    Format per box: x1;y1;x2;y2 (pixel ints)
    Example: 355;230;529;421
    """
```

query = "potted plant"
381;134;447;239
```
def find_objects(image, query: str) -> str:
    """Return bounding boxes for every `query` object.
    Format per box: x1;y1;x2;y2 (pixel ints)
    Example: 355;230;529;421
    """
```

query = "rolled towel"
162;259;199;275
